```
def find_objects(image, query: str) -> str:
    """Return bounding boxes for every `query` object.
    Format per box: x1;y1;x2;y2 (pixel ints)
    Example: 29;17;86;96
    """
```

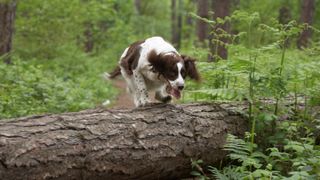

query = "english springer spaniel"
105;36;200;107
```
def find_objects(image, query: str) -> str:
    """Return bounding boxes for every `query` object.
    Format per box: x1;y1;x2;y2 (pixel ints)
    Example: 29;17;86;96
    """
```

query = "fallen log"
0;103;248;180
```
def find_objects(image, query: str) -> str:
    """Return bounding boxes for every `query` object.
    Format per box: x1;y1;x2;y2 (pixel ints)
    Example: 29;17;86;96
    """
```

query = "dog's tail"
103;66;121;80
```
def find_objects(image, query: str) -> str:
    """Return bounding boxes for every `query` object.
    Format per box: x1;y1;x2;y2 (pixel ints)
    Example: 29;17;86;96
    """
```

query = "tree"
0;103;247;179
208;0;230;61
297;0;315;49
196;0;209;44
279;6;292;47
134;0;141;14
0;0;17;64
83;22;94;53
171;0;182;49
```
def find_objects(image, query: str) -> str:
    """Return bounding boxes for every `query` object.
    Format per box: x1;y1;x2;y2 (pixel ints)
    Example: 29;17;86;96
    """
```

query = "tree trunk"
0;0;17;64
134;0;141;14
208;0;230;61
196;0;209;44
279;6;292;48
297;0;315;49
171;0;182;49
0;103;248;180
84;22;94;53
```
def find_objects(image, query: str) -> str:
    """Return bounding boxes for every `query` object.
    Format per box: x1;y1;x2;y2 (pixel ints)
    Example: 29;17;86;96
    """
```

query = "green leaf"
190;171;202;176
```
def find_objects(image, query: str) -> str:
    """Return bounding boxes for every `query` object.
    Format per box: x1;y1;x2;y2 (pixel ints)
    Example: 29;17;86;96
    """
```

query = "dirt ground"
110;79;135;109
110;78;160;109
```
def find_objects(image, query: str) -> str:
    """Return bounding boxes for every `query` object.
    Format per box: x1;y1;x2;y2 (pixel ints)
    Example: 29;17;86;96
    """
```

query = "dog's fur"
106;36;200;107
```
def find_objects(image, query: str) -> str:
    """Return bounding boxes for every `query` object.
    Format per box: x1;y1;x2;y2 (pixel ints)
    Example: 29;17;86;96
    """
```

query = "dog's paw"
136;99;152;107
161;96;172;103
155;92;172;103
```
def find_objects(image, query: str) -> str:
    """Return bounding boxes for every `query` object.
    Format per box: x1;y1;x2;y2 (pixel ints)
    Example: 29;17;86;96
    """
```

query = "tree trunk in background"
171;0;182;49
84;22;94;53
134;0;141;14
0;103;248;180
279;6;292;47
177;0;182;49
297;0;315;49
208;0;230;61
0;0;17;64
171;0;177;45
279;6;292;25
196;0;209;44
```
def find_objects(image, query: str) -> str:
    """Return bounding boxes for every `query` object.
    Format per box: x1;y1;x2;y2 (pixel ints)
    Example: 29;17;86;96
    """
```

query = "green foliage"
193;134;320;179
0;54;116;119
189;9;320;179
2;1;320;178
3;0;173;119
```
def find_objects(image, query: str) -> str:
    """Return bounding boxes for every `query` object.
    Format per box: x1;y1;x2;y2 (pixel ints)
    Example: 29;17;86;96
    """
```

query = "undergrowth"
0;51;117;119
188;11;320;179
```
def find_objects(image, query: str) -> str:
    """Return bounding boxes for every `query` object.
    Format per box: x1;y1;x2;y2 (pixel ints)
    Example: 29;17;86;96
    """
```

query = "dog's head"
148;50;200;99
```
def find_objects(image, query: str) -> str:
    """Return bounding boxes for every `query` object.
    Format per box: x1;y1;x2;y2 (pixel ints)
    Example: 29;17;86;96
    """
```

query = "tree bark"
0;103;248;180
297;0;315;49
196;0;209;44
0;0;17;64
208;0;230;61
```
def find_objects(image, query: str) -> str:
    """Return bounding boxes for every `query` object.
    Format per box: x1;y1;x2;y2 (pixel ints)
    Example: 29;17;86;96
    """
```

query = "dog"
105;36;200;107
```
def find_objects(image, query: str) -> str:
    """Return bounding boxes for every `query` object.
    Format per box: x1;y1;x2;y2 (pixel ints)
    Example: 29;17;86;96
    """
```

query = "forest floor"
110;79;135;108
110;79;160;109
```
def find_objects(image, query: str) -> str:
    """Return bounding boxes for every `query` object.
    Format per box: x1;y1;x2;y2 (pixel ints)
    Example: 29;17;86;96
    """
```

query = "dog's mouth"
166;85;181;99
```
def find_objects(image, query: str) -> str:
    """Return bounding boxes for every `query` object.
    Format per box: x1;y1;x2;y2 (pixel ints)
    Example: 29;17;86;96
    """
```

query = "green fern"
224;134;251;158
208;166;246;180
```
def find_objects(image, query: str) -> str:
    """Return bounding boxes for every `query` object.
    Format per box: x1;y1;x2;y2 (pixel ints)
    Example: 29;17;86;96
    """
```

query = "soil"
110;79;158;109
110;79;135;108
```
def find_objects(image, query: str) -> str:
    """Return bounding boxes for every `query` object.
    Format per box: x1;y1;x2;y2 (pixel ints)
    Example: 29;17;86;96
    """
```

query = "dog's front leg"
133;70;150;107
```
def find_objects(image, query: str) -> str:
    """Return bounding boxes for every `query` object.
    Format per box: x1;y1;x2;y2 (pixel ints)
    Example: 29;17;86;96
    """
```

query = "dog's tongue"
170;88;181;99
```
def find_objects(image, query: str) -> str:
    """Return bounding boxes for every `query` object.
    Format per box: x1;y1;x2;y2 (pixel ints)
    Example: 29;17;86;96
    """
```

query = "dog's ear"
148;50;167;74
149;50;177;76
181;55;200;82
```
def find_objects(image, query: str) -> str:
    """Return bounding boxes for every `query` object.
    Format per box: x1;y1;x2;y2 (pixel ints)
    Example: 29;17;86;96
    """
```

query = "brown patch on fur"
148;50;182;81
108;66;121;79
120;40;145;75
181;55;201;81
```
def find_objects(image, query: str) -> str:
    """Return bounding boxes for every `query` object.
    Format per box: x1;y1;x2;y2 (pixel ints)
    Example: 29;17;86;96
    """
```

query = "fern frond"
208;166;247;180
224;134;251;160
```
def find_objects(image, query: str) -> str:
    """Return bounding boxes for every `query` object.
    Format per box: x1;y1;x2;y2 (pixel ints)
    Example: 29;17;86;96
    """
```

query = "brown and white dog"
105;36;200;107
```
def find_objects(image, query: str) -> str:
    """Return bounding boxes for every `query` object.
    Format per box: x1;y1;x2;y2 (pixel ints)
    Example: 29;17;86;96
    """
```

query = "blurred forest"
1;0;320;178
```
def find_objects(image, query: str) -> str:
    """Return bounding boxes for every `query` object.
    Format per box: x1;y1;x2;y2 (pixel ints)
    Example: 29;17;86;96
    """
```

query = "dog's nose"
178;85;184;90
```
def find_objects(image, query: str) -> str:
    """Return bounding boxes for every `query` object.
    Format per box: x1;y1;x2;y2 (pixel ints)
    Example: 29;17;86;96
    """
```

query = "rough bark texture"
297;0;315;49
0;103;248;180
0;0;17;64
196;0;209;43
209;0;230;61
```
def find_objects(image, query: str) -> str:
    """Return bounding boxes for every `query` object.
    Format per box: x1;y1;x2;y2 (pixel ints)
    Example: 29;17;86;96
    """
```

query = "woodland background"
0;0;320;179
